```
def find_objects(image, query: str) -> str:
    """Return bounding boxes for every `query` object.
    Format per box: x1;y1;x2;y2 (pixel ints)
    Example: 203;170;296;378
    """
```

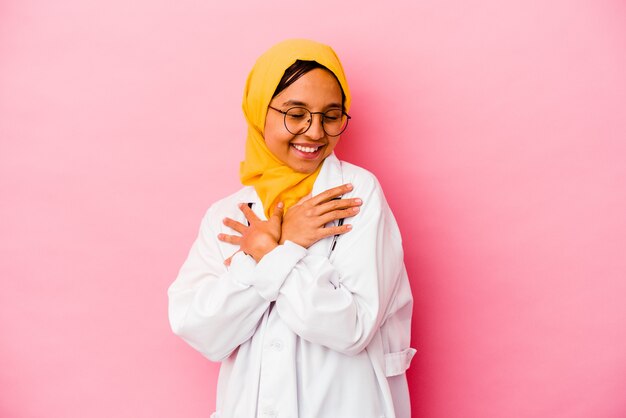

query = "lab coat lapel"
311;153;344;197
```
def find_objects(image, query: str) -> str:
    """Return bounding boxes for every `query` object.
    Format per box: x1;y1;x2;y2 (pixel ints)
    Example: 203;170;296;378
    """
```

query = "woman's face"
264;68;344;174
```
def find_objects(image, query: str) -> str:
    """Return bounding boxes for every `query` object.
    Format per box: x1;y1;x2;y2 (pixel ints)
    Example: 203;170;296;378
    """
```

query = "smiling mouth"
292;144;322;153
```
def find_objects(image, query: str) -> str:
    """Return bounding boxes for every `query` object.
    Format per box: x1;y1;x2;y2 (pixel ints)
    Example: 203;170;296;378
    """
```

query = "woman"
168;39;415;418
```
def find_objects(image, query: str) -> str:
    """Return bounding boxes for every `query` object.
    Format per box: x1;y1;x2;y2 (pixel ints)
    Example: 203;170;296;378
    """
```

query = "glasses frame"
268;105;351;137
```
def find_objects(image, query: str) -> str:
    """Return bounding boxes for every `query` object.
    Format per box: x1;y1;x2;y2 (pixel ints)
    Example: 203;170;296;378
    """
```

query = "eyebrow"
281;99;343;109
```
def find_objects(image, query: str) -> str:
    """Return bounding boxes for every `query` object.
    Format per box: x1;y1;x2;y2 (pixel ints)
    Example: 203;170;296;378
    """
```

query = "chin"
292;165;318;174
286;158;321;174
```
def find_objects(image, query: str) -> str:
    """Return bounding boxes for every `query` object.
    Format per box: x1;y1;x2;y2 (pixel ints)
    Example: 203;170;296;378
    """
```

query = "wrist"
251;240;279;262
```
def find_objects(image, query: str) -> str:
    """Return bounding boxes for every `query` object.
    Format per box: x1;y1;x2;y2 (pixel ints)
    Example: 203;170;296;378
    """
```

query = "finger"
316;197;362;215
218;233;242;245
223;217;247;234
319;206;361;225
270;201;284;222
307;183;353;207
317;223;353;239
239;203;260;223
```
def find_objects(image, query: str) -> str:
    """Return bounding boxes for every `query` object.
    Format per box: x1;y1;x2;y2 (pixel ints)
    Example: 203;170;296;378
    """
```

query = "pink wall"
1;1;625;417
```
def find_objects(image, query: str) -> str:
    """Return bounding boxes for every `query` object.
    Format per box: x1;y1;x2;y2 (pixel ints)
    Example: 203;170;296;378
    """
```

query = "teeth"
293;144;320;153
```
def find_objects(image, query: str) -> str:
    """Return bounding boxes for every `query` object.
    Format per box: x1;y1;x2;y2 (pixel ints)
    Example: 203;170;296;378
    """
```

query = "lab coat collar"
312;153;344;197
242;153;344;220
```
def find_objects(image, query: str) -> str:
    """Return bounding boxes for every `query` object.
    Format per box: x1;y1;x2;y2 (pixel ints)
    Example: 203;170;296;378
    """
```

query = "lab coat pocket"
384;347;416;377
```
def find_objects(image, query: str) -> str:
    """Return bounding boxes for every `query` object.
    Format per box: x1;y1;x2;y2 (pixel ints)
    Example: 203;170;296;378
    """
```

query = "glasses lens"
284;107;311;135
283;107;349;136
322;109;348;136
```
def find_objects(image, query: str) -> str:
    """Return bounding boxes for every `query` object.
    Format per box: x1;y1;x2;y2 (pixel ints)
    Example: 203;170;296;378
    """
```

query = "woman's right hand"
280;183;362;249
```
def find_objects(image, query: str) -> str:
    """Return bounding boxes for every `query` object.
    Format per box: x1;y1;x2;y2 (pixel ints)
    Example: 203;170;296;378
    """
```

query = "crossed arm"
217;183;362;261
169;180;405;359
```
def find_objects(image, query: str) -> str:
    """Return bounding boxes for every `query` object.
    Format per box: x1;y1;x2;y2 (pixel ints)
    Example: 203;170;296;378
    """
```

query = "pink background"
1;0;625;417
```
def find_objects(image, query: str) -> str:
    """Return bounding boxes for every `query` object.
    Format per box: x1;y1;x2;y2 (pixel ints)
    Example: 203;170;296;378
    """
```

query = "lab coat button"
270;339;283;351
262;406;277;417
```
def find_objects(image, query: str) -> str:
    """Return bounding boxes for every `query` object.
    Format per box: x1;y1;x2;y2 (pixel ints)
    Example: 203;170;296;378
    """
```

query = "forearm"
168;251;269;361
169;236;309;361
274;191;406;356
274;252;385;356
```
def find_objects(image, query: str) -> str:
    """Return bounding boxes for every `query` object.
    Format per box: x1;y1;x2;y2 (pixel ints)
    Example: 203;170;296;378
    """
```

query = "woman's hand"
218;202;284;264
280;183;362;249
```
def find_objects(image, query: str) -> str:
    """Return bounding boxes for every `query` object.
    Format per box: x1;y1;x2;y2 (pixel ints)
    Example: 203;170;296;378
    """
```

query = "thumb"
270;201;284;223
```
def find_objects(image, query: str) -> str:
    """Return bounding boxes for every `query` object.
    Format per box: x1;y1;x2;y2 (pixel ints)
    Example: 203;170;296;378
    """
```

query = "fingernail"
346;224;352;230
354;198;362;204
277;202;284;208
346;183;353;190
352;207;360;213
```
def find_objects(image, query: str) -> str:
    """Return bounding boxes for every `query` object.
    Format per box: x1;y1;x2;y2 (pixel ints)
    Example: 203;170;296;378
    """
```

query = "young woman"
168;39;415;418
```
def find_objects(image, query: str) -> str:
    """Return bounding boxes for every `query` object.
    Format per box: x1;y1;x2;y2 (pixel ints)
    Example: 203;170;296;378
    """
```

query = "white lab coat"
168;154;415;418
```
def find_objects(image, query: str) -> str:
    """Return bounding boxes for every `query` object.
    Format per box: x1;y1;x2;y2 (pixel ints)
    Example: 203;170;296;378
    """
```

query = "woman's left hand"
218;202;284;264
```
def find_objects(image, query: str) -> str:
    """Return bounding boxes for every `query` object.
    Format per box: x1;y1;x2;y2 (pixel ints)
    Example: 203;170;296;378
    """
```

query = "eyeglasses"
268;106;351;137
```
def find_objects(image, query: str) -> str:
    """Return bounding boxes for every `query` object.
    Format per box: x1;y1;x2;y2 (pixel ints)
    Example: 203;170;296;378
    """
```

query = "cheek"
265;128;291;148
263;119;283;146
325;137;340;154
264;121;296;159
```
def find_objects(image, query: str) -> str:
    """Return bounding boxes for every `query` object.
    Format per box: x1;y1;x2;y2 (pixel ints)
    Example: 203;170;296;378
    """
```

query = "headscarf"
240;39;351;218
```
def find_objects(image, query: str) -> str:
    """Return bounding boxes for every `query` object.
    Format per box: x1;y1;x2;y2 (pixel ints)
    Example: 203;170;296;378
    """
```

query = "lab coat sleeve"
274;175;409;356
167;205;307;361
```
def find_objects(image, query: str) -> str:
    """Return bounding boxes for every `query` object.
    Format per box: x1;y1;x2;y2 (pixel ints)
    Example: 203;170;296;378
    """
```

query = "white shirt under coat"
168;154;416;418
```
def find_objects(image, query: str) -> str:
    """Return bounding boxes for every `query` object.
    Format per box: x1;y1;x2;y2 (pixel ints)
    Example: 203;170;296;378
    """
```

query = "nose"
304;113;325;140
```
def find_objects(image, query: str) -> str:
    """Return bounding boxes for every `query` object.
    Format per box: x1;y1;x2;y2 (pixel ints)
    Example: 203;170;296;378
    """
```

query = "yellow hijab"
240;39;351;218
